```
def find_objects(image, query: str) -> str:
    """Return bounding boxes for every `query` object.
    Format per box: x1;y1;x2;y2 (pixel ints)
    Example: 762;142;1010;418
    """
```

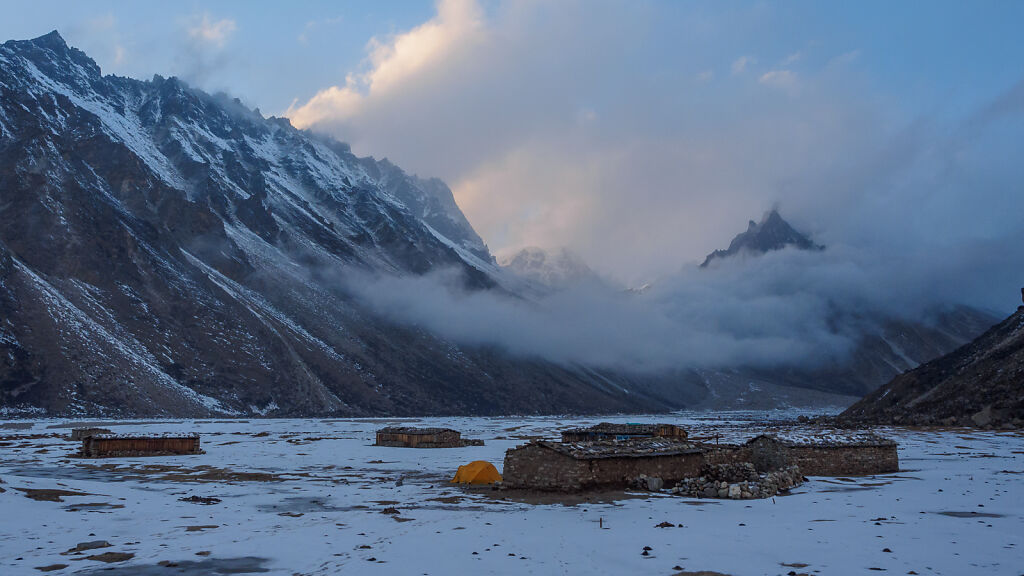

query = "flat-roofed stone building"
375;427;466;448
502;438;704;491
80;433;201;457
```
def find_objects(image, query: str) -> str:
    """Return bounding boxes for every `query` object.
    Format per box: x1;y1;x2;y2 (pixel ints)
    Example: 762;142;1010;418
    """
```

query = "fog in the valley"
282;0;1024;371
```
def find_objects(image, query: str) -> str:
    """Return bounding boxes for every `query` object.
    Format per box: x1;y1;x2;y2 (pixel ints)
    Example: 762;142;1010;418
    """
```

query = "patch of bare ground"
86;552;134;563
427;495;463;504
34;564;68;572
671;571;734;576
77;463;285;483
17;487;94;502
936;510;1004;518
183;525;218;532
73;557;270;575
475;485;654;506
1;433;63;442
65;502;125;512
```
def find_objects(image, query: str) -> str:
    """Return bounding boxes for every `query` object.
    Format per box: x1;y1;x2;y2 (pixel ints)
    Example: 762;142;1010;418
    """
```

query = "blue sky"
2;1;1023;298
2;1;1020;122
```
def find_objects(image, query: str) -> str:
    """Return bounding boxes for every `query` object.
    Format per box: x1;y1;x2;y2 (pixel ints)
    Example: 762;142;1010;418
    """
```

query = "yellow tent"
451;460;502;484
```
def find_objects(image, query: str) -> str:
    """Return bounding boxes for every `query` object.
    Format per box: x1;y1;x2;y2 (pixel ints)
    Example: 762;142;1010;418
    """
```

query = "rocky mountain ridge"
0;31;666;417
839;305;1024;428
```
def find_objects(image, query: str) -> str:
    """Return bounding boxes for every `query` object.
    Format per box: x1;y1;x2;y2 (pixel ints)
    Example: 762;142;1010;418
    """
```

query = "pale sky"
3;0;1023;291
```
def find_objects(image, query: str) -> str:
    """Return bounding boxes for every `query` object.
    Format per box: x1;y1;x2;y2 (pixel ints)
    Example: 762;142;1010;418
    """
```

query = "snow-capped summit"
499;246;598;289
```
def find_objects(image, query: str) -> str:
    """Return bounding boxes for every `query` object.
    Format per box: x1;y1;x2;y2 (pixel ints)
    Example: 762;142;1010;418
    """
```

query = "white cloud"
188;13;237;49
731;55;753;74
284;0;1024;306
783;51;802;65
759;69;798;90
288;0;483;127
696;69;714;83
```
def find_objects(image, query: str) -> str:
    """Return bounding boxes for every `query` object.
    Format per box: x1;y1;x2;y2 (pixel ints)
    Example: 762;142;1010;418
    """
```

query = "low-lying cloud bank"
342;233;1021;373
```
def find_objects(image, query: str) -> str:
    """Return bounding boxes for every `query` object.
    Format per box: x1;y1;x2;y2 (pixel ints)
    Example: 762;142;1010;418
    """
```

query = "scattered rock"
179;495;221;505
34;565;68;572
184;525;219;532
672;464;803;500
655;521;676;528
63;541;112;555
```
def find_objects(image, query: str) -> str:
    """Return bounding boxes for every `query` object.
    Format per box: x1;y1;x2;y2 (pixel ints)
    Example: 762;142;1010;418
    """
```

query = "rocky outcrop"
669;463;804;499
839;307;1024;428
700;209;823;268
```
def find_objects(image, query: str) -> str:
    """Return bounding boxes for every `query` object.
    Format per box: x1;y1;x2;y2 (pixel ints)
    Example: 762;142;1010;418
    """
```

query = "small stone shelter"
80;433;201;457
502;438;704;491
744;434;899;476
560;423;688;443
375;427;465;448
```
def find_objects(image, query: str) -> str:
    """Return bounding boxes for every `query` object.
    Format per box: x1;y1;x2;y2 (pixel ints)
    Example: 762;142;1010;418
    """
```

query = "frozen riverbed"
0;413;1021;575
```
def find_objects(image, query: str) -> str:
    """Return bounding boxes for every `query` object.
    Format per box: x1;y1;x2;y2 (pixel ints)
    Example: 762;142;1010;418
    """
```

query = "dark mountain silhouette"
701;209;823;267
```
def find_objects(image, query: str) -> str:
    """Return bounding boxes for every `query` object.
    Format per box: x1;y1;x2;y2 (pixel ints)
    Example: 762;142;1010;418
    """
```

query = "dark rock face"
840;307;1024;428
0;32;668;417
701;209;823;268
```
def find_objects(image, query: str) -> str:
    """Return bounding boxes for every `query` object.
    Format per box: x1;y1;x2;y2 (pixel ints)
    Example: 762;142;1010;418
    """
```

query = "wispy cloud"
731;55;753;74
758;69;798;90
298;16;344;45
187;13;237;49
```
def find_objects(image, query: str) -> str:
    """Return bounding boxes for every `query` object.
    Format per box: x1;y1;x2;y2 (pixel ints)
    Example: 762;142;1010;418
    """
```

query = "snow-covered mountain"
0;32;667;417
498;246;598;290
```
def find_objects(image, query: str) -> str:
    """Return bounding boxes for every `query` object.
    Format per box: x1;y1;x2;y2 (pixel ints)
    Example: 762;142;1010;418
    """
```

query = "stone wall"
701;438;899;476
375;429;462;448
502;443;704;491
786;444;899;476
81;435;201;457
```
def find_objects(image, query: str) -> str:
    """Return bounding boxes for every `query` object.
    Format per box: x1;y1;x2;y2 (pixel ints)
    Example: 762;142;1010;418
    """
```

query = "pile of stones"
668;463;804;499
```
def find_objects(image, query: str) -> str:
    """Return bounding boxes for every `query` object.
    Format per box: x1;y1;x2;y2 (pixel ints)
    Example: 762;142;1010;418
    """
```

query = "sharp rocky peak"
701;209;823;268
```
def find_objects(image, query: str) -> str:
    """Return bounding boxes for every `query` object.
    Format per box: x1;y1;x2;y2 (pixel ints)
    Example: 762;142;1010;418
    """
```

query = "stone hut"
375;427;464;448
755;434;898;476
502;438;704;491
80;433;201;457
703;433;899;476
560;423;688;443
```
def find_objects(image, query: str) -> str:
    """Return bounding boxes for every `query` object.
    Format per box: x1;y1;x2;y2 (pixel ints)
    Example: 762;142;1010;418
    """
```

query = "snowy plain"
0;412;1021;575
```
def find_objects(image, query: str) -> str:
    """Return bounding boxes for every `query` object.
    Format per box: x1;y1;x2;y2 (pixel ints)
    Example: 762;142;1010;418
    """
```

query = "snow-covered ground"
0;413;1021;575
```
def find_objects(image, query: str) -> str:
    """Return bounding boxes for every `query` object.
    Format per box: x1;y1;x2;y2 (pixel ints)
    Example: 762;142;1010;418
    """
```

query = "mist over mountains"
0;32;1007;416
